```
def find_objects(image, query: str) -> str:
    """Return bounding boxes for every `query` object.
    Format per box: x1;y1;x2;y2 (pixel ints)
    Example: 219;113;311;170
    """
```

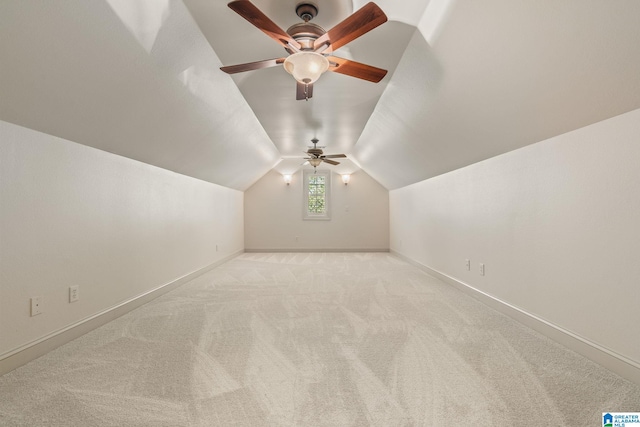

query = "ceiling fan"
303;138;347;168
220;1;388;100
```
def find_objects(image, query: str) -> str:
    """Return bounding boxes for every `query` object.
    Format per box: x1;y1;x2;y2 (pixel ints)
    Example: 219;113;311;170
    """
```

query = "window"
303;169;331;220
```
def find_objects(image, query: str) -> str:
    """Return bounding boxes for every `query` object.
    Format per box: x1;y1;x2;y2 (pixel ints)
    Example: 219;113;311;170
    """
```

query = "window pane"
307;175;326;214
303;170;331;220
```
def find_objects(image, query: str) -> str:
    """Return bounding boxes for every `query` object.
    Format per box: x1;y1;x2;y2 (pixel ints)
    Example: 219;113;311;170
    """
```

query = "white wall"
0;121;244;357
390;108;640;369
245;168;389;251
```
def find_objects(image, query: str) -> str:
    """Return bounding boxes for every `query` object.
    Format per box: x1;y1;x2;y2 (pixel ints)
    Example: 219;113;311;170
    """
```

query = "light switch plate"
69;286;79;303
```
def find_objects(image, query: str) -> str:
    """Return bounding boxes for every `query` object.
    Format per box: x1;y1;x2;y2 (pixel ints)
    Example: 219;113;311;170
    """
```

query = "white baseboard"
391;250;640;386
244;248;390;253
0;251;242;377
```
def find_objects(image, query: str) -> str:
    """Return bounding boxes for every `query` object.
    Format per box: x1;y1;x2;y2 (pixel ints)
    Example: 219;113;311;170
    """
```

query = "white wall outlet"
30;296;43;316
479;263;485;276
69;285;79;303
465;259;471;271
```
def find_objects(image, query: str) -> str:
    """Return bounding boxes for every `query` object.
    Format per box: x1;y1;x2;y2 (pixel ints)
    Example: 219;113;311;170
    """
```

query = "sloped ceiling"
1;0;640;190
355;0;640;188
0;0;280;190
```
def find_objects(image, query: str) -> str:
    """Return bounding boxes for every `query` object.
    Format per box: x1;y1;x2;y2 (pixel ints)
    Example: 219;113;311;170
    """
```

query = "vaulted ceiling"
2;0;640;190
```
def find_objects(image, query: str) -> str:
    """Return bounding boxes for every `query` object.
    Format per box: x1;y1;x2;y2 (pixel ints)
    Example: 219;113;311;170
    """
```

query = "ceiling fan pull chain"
305;83;310;101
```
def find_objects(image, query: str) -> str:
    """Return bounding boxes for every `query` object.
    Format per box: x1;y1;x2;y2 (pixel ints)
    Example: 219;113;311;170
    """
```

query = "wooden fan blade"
220;58;285;74
327;56;387;82
322;159;340;165
296;81;314;100
228;1;301;50
321;154;347;159
313;2;387;53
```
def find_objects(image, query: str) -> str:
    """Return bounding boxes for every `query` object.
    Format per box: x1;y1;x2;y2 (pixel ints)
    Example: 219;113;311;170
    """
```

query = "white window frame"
303;169;331;220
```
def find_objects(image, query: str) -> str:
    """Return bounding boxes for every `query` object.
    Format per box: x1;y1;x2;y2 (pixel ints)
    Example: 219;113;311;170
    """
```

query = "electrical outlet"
216;244;218;252
479;263;485;276
69;286;79;303
465;259;470;271
30;296;43;316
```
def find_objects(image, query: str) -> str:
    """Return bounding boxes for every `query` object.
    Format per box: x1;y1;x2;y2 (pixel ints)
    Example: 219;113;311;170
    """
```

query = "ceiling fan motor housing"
307;138;323;156
287;22;325;50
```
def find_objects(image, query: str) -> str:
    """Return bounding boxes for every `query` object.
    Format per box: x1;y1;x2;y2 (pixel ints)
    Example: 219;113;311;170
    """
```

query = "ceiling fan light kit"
284;52;329;84
221;0;388;100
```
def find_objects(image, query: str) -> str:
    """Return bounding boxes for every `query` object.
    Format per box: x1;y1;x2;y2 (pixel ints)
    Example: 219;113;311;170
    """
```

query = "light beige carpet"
0;252;638;426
